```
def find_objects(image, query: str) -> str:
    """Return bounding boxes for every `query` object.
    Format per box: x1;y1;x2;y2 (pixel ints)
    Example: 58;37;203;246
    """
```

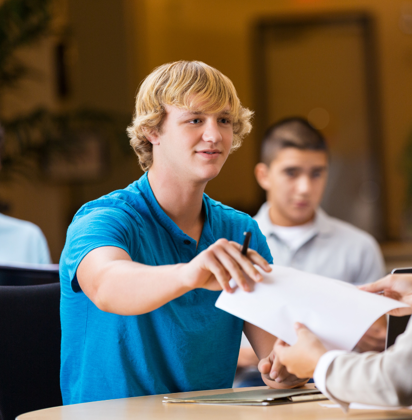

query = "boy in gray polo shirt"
253;117;384;285
237;117;386;385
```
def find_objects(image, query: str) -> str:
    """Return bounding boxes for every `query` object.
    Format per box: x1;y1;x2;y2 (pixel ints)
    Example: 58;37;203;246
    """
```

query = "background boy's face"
255;148;328;226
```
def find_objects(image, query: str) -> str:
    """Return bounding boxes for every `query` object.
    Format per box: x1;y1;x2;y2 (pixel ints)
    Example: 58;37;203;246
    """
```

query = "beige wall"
1;0;412;263
126;0;412;239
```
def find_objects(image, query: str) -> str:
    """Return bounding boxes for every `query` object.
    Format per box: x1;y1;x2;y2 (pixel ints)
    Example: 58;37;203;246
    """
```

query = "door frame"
251;12;387;240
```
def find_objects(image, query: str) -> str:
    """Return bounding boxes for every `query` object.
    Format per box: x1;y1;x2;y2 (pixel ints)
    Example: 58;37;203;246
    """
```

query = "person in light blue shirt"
0;213;51;264
0;123;51;265
60;61;307;405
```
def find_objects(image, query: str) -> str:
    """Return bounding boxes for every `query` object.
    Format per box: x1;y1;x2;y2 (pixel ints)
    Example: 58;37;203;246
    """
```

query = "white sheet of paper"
215;265;409;351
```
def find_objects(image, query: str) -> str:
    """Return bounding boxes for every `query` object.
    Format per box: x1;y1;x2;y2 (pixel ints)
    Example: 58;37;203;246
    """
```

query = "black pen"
241;231;252;256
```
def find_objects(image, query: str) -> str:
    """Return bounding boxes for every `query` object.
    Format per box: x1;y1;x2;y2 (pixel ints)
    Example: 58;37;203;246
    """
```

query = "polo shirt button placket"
183;239;196;261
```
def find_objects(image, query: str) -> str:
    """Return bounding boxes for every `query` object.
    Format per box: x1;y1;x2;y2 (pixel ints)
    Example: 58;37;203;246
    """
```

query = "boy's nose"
297;176;311;193
202;121;222;143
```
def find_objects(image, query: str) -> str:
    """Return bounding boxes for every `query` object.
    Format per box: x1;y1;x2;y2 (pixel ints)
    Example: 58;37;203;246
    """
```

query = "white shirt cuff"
314;350;349;412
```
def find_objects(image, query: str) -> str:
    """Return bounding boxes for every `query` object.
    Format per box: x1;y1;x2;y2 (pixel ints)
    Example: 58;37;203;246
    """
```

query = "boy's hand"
359;274;412;316
181;239;271;293
258;337;310;388
273;323;327;379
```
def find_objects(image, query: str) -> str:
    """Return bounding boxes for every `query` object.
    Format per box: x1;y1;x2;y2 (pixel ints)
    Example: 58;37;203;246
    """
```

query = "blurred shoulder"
0;213;44;237
205;195;256;227
319;209;379;246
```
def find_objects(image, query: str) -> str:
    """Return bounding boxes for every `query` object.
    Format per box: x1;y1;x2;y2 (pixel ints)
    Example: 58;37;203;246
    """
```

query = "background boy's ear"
144;128;161;145
254;163;270;191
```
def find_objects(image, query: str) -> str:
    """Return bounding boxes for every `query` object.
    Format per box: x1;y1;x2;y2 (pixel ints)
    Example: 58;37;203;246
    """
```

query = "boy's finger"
214;247;252;292
258;359;271;374
207;255;232;293
246;249;272;272
258;348;275;374
269;353;284;380
275;365;291;383
274;341;286;361
224;244;263;283
228;241;271;274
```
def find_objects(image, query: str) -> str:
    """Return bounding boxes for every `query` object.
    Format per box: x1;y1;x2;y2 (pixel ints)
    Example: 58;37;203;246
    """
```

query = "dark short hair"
260;117;328;166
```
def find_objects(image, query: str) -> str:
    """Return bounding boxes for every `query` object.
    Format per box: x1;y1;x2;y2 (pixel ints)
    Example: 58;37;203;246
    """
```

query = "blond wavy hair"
127;61;253;171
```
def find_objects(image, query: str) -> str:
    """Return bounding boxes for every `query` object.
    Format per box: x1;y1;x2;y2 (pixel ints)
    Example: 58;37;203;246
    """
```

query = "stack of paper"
163;388;327;406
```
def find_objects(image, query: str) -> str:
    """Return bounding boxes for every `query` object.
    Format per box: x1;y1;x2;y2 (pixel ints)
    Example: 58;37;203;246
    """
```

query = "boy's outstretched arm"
77;239;271;315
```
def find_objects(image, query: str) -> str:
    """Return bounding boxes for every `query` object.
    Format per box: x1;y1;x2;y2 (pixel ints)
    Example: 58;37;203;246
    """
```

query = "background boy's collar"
255;202;333;238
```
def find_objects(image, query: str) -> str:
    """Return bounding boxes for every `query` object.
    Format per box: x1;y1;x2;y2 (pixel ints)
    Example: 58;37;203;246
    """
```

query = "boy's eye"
284;168;298;177
219;118;231;124
311;169;325;179
190;118;202;124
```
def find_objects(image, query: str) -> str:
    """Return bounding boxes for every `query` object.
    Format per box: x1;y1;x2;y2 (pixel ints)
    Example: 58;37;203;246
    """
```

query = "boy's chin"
194;168;223;183
289;211;316;225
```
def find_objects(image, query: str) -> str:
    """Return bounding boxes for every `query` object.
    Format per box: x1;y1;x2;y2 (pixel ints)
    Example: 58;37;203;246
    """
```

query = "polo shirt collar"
254;202;274;238
313;207;334;237
255;202;333;239
135;172;215;251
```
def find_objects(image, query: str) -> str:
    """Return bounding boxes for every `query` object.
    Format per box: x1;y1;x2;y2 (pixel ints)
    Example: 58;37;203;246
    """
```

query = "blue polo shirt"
60;172;272;404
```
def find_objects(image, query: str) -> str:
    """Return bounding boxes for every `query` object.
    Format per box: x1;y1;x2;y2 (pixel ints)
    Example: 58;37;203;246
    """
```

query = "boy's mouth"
196;149;221;155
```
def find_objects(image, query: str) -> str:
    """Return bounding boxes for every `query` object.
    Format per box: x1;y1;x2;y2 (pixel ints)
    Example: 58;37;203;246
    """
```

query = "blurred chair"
0;264;59;286
0;283;62;420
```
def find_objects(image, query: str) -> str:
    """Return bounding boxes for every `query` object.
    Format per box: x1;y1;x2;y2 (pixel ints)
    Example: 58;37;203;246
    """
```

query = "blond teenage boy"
59;61;304;405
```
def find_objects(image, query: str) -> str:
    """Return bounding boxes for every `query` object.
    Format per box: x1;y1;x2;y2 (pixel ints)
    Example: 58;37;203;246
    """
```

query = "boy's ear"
254;163;270;191
144;128;161;145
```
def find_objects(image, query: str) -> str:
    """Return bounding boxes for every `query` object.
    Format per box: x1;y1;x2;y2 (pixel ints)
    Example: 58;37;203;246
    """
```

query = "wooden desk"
17;387;412;420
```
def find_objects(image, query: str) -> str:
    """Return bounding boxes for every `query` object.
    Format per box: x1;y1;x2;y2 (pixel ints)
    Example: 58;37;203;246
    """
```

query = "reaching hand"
273;323;327;379
181;239;271;293
258;335;310;388
359;274;412;316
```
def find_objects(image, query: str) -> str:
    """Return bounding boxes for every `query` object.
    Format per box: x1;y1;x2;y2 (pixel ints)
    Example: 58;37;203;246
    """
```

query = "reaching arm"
275;322;412;407
324;321;412;407
77;239;271;315
77;246;189;315
274;274;412;407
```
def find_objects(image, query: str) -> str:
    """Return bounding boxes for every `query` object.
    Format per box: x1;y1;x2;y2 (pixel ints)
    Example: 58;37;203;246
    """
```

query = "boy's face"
255;148;328;226
149;103;233;184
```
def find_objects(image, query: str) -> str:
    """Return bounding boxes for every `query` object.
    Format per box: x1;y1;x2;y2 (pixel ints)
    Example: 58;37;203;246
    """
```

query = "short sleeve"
353;236;385;285
60;206;139;292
